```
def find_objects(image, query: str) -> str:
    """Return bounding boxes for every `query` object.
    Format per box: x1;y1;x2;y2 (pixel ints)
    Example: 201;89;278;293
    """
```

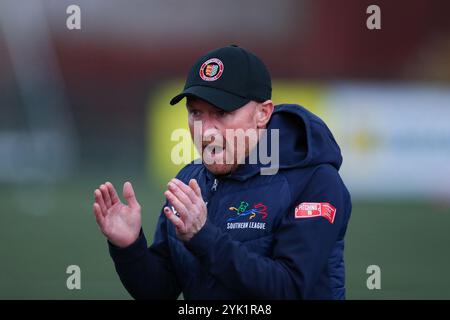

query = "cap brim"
169;86;250;111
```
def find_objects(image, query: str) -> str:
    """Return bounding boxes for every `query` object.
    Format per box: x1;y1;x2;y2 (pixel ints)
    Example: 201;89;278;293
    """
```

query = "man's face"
186;97;260;176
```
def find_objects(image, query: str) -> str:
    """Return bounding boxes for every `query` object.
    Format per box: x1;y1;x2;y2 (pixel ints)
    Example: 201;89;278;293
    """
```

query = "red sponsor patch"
294;202;336;224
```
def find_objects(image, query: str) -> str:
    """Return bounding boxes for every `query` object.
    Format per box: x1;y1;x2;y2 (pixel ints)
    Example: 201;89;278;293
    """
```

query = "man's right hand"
93;181;141;248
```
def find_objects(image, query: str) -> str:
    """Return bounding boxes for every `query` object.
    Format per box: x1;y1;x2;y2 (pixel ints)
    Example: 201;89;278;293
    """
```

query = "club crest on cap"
199;58;224;81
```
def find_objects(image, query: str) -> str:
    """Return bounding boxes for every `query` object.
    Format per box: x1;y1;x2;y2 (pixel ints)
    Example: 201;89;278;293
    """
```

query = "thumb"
123;181;140;209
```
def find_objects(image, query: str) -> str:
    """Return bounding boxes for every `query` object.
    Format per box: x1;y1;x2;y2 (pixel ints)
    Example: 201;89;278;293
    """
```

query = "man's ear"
255;100;274;128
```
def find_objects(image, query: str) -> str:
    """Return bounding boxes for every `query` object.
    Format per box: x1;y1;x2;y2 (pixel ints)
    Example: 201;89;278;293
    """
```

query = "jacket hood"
225;104;343;180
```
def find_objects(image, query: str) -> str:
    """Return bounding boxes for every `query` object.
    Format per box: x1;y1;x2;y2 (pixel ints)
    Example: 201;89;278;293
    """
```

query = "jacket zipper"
211;178;219;192
205;178;219;209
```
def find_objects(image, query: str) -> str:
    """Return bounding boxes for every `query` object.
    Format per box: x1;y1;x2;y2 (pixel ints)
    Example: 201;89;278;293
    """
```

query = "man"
93;45;352;299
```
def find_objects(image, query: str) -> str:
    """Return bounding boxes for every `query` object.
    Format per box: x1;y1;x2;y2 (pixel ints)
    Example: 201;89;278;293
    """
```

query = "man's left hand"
164;178;207;242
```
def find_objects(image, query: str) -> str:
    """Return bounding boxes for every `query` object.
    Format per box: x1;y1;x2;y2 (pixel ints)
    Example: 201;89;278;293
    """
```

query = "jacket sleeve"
108;208;181;299
185;165;351;299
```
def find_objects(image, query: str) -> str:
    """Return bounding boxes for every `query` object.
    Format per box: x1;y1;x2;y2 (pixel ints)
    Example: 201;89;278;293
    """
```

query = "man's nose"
201;119;223;143
201;116;218;134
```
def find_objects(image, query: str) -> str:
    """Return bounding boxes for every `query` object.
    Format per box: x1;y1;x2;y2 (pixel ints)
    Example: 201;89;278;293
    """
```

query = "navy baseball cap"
170;45;272;111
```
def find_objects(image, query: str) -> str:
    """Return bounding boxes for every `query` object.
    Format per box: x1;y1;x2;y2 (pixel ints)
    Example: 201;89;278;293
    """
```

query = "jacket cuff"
185;219;220;256
108;230;148;263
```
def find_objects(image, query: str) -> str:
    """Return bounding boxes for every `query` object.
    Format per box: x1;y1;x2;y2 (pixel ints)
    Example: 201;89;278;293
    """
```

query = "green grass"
346;200;450;299
1;178;449;299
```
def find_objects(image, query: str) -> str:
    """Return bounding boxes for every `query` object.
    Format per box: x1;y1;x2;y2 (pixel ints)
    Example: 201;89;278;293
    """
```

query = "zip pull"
211;178;218;191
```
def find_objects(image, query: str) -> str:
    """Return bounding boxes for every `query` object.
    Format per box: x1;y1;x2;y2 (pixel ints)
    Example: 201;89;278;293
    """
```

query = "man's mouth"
205;144;223;153
212;145;223;155
203;143;226;159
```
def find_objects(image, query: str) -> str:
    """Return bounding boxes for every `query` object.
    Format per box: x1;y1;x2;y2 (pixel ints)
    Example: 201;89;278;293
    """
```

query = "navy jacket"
109;104;352;299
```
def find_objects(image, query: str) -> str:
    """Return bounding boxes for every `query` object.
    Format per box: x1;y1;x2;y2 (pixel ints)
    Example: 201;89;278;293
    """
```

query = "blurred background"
1;0;449;299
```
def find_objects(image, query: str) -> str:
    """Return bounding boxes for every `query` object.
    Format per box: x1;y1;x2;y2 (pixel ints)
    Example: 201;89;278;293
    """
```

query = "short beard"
204;162;239;176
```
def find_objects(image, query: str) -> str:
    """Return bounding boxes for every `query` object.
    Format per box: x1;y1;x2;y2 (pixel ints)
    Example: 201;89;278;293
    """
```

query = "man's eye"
189;110;200;116
217;110;227;117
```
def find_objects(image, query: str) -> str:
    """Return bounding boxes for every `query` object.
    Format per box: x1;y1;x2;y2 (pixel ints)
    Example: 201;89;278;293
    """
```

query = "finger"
100;184;112;208
93;203;105;226
171;178;198;204
168;181;194;209
189;179;202;198
123;181;140;209
164;190;189;221
106;182;120;205
94;189;107;216
163;206;185;231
